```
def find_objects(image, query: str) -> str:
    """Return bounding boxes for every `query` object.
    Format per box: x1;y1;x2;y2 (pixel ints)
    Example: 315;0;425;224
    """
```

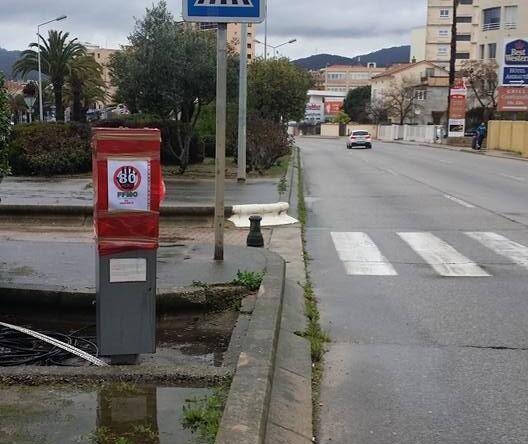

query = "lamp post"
37;15;67;122
255;38;297;59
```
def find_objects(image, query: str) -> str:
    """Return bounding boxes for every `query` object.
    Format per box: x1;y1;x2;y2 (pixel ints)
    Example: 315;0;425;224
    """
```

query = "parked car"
347;130;372;149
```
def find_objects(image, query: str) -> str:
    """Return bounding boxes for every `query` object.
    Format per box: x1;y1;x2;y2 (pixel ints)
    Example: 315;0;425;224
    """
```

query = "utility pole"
237;23;248;183
214;23;228;261
264;0;268;60
446;0;459;135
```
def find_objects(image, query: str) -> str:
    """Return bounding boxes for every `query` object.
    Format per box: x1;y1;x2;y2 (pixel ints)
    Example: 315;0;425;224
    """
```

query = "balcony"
482;22;500;31
504;22;518;30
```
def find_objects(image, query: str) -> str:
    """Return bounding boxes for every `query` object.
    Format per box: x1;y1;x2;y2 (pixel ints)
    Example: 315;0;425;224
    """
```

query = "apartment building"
85;45;119;106
425;0;479;68
321;64;387;93
194;22;256;61
423;0;526;67
475;1;527;60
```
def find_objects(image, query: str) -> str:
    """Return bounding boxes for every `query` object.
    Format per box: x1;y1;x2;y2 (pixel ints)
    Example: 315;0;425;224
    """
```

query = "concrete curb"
0;283;249;312
215;249;286;444
0;204;234;218
0;363;231;386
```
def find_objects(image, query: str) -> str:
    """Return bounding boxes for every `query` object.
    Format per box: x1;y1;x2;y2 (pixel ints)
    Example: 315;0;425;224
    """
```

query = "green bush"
95;116;205;165
8;123;91;176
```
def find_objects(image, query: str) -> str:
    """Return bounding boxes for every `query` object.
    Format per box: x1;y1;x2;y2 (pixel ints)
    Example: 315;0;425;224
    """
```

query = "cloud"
0;0;426;59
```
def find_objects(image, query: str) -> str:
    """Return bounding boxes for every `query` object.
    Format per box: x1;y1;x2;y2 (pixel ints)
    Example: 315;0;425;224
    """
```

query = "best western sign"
501;38;528;86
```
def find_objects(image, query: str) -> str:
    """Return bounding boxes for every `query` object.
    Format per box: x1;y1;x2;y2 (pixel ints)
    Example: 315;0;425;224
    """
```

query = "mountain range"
293;45;411;70
0;48;22;79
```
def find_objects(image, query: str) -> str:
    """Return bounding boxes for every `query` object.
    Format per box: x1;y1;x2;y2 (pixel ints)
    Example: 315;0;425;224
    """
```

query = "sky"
0;0;427;60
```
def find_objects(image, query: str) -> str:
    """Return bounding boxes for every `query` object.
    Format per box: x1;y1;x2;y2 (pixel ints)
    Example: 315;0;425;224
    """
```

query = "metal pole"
37;28;43;122
237;23;248;183
264;2;268;60
446;0;459;135
214;23;228;261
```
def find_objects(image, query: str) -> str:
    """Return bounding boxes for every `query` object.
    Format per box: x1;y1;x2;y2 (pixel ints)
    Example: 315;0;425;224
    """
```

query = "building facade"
371;61;450;125
321;64;387;93
85;45;119;107
194;23;256;61
305;90;347;123
425;0;479;69
411;27;427;62
475;0;527;60
423;0;527;67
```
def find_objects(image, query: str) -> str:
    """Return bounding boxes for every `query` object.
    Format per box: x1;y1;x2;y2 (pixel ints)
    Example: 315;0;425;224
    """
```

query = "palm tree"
13;30;86;121
65;55;105;121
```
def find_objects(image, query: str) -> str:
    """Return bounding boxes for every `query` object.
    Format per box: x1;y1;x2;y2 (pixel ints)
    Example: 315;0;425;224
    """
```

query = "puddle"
0;308;239;368
0;384;210;444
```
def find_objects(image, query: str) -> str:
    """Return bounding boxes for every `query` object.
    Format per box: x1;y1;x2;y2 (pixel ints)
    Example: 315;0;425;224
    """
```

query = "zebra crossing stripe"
194;0;253;6
331;232;398;276
398;232;490;277
466;232;528;270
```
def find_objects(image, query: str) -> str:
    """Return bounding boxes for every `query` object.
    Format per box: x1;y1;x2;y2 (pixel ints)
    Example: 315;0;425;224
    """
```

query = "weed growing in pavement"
296;147;329;442
232;270;264;291
277;175;288;198
182;382;230;444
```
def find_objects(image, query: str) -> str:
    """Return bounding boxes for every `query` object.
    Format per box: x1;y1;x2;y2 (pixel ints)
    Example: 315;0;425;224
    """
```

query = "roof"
372;61;448;80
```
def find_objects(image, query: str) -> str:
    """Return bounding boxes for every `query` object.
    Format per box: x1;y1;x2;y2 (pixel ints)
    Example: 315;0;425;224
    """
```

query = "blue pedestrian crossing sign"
183;0;266;23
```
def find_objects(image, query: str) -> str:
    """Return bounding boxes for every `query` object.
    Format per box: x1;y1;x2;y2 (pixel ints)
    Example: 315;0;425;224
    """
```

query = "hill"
0;47;22;79
293;45;411;70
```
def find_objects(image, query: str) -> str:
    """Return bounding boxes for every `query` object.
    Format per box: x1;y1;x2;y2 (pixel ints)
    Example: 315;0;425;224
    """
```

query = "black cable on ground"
0;325;98;367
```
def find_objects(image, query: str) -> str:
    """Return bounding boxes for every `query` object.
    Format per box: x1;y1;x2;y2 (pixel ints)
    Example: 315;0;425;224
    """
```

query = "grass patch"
182;383;230;444
295;146;330;442
232;270;264;291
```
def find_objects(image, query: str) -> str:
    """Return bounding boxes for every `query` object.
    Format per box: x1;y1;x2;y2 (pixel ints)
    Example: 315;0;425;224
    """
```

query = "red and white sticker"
107;159;150;211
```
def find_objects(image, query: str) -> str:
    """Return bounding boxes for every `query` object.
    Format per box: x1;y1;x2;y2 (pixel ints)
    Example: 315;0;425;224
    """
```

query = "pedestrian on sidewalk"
474;122;487;150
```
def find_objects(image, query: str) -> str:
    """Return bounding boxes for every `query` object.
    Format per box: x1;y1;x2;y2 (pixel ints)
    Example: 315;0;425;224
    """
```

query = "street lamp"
255;38;297;59
37;15;67;122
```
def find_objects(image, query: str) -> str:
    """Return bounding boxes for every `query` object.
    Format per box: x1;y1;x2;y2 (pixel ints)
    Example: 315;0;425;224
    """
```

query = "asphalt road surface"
299;138;528;444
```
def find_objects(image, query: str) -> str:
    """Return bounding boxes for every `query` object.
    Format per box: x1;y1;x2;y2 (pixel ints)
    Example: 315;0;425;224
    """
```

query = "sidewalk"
387;139;528;162
0;176;281;207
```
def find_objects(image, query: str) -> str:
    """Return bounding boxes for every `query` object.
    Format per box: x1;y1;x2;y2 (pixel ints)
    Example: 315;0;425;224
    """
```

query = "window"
479;44;485;59
438;29;449;38
456;33;471;41
459;0;473;4
328;73;345;80
415;90;427;101
425;68;435;77
488;43;497;59
456;52;471;60
456;16;472;23
437;46;449;56
504;6;518;29
483;7;501;31
440;9;450;18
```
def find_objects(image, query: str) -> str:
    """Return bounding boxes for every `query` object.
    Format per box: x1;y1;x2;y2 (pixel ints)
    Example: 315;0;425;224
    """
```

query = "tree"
248;58;312;123
367;98;390;124
65;55;105;121
13;30;86;121
460;60;498;121
110;1;238;173
0;74;11;176
381;79;421;125
331;110;351;124
343;86;371;123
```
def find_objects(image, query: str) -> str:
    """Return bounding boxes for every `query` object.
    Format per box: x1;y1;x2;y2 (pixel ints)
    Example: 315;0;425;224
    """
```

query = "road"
299;138;528;444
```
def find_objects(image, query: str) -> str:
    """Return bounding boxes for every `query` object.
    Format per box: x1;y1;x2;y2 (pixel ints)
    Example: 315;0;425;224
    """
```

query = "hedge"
8;123;92;176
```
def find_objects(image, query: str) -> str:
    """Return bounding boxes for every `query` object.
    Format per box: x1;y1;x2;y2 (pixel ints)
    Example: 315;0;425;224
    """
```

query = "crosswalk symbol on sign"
194;0;254;6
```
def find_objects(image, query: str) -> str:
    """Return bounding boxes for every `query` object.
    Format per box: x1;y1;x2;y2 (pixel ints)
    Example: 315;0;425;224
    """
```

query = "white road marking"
331;232;398;276
444;194;475;208
466;232;528;270
398;232;490;277
499;173;525;182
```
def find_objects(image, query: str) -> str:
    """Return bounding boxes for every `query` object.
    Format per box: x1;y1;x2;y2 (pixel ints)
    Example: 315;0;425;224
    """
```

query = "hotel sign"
501;38;528;86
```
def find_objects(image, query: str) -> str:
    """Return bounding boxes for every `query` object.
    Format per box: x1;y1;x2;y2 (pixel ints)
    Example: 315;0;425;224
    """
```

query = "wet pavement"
0;383;210;444
0;177;280;207
0;242;267;293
